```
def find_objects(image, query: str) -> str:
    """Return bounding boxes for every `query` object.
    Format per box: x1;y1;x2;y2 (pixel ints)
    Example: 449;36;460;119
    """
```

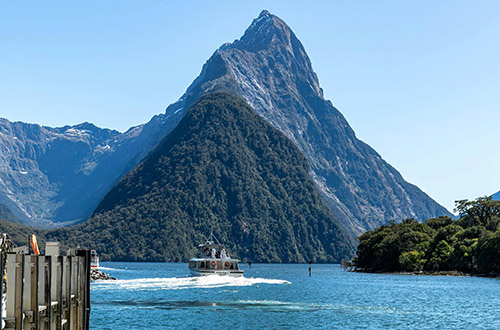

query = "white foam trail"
97;266;122;271
92;276;290;291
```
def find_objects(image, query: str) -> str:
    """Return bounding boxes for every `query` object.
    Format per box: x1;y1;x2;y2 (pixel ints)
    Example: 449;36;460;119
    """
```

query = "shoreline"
353;269;500;278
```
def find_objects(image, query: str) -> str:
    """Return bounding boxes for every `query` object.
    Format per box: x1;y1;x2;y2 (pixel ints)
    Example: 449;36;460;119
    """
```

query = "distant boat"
188;233;244;277
90;249;100;268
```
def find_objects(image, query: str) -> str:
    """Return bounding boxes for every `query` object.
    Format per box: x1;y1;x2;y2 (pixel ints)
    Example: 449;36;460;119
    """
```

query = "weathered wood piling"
1;242;91;330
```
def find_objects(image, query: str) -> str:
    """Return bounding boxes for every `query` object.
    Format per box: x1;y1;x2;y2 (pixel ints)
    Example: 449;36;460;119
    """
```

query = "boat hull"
189;268;244;277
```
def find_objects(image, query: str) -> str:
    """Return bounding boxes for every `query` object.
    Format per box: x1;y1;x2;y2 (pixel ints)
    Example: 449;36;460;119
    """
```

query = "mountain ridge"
0;109;182;226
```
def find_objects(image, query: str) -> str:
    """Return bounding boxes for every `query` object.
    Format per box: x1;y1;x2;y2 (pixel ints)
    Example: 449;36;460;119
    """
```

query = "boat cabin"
188;239;244;276
90;249;100;268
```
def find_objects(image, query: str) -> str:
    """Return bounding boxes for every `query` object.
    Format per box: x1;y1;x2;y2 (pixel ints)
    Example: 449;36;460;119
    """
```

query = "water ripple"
94;298;408;315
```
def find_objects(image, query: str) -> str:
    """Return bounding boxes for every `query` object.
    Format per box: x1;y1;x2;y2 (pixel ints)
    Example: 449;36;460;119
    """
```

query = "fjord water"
91;263;499;329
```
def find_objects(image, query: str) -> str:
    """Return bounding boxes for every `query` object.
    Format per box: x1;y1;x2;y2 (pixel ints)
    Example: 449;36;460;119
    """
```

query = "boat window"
200;261;205;269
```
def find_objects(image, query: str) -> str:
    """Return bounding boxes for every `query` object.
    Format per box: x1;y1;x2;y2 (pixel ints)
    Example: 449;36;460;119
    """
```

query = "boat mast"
206;227;221;245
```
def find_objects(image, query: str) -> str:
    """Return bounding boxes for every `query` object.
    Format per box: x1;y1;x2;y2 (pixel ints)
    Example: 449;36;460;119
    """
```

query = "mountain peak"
207;10;323;102
230;10;295;52
258;9;272;18
249;10;273;29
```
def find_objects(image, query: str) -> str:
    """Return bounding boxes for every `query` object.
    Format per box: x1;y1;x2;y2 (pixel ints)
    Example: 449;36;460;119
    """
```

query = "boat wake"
97;266;123;271
92;276;290;291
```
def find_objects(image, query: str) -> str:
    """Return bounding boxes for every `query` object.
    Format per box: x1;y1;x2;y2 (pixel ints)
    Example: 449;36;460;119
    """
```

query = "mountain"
0;112;184;227
0;203;19;223
0;10;451;232
0;203;44;250
47;93;355;262
159;10;452;233
493;191;500;200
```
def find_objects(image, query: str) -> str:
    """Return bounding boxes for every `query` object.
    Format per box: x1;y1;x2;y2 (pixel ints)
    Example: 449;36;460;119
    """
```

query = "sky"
1;1;499;213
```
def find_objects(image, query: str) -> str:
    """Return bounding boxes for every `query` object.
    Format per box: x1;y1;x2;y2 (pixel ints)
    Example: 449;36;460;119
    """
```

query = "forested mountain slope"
47;93;356;262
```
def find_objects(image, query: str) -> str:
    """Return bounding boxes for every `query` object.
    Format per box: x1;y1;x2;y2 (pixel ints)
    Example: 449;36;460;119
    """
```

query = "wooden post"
38;255;52;330
69;252;79;330
31;255;40;330
83;251;90;330
6;252;25;330
0;249;5;329
62;256;72;330
57;256;64;330
77;253;85;330
48;256;63;330
23;254;39;330
5;253;15;329
48;255;62;330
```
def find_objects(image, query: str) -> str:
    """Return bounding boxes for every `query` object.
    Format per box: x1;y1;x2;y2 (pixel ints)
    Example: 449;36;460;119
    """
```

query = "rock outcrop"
90;268;116;281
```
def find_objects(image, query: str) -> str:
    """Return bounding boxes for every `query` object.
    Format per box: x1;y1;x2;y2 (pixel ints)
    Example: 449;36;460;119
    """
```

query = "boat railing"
197;244;233;259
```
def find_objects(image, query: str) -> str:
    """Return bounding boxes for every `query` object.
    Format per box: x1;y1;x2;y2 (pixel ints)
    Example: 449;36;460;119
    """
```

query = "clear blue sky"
1;1;499;213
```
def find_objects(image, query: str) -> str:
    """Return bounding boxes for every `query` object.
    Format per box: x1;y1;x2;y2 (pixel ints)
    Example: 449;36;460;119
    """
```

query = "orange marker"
30;234;40;255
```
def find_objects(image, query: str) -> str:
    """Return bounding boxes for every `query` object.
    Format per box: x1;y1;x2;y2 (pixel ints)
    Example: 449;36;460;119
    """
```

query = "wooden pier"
1;242;91;330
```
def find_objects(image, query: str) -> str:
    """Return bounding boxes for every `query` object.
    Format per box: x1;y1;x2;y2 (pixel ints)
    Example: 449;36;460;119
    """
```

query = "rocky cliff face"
0;114;183;226
0;202;18;223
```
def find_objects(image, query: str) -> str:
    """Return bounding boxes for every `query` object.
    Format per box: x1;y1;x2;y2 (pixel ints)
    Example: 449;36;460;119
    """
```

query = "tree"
425;216;453;230
454;197;500;227
428;240;454;271
399;250;426;271
476;232;500;274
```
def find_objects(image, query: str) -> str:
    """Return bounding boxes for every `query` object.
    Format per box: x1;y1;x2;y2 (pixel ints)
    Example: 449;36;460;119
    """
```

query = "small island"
351;196;500;276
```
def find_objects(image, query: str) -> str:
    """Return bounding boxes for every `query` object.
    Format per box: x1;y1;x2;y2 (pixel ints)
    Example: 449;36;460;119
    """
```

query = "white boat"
90;249;99;268
188;233;244;277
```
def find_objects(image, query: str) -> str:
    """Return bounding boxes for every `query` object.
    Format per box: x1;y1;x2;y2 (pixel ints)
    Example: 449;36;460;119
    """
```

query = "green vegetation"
39;93;355;262
354;196;500;275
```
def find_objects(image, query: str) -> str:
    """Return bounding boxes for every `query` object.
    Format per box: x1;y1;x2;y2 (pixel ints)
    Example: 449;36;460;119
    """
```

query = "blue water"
91;263;500;329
